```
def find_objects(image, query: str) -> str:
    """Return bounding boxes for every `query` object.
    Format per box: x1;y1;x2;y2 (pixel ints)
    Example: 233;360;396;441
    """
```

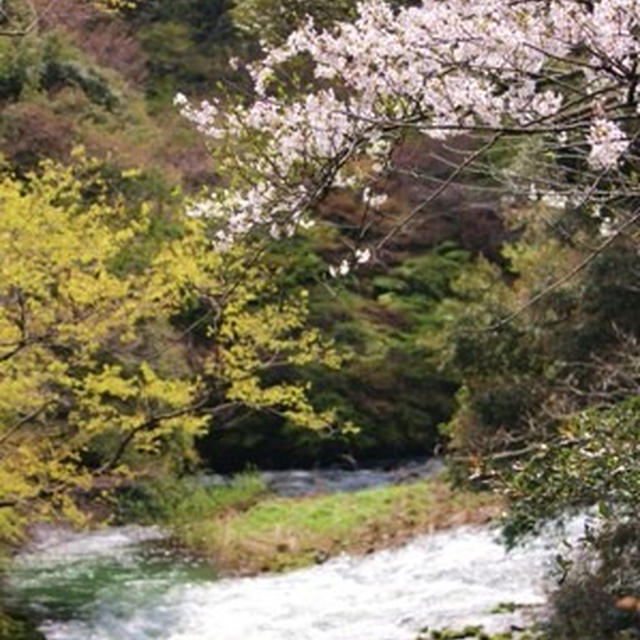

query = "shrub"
542;521;640;640
0;102;74;169
33;0;147;85
0;38;41;102
117;472;269;525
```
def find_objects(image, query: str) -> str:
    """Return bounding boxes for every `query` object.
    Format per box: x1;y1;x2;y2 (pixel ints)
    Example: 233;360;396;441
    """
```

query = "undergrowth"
116;472;269;525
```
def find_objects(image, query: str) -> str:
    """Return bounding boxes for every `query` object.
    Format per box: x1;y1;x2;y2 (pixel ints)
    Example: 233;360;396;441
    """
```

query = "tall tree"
0;158;340;540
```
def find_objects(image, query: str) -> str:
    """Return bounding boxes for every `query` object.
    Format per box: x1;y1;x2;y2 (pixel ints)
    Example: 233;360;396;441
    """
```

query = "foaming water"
8;516;589;640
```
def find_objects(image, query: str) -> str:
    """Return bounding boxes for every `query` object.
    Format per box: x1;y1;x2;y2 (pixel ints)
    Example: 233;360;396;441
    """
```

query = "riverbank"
0;470;506;639
126;473;502;575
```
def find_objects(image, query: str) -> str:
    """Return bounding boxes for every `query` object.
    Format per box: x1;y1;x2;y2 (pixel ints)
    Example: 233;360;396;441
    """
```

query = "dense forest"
1;1;640;639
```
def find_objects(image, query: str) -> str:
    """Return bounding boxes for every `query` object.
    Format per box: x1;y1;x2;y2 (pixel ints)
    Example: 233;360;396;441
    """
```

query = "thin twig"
487;209;640;331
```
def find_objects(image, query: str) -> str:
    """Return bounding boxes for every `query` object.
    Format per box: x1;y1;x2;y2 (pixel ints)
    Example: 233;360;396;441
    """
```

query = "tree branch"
486;209;640;331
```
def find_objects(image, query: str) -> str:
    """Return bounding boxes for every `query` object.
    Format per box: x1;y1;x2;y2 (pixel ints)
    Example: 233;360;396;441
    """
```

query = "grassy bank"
151;475;502;575
116;472;269;526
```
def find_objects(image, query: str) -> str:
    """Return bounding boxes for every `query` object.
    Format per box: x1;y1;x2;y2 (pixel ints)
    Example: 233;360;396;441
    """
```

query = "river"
4;467;589;640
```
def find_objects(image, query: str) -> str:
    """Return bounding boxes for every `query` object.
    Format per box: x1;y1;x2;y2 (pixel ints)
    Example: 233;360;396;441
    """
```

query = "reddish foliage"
2;102;74;169
359;303;412;331
156;142;218;192
33;0;147;86
320;135;511;264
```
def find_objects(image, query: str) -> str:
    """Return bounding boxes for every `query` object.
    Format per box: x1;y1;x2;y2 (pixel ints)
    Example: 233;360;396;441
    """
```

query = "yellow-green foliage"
151;219;343;432
0;160;205;538
0;159;341;541
213;284;343;430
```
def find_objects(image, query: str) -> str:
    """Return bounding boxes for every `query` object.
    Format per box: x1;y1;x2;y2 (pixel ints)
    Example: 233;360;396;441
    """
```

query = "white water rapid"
9;515;589;640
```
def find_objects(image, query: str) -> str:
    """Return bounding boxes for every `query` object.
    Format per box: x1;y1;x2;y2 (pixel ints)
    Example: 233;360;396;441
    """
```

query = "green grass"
176;476;501;574
116;472;269;526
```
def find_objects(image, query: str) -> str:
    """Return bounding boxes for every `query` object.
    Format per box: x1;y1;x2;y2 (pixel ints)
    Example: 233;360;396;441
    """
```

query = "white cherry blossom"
177;0;640;248
355;248;372;264
587;118;630;170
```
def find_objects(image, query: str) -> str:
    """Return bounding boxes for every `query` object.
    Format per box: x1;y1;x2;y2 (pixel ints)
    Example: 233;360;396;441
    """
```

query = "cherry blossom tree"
178;0;640;276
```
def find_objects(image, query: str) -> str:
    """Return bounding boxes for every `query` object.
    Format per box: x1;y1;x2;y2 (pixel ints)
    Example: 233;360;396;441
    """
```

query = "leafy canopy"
0;158;340;541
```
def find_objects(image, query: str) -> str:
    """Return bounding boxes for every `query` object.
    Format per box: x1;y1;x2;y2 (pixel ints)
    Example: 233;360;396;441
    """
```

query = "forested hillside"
0;0;507;473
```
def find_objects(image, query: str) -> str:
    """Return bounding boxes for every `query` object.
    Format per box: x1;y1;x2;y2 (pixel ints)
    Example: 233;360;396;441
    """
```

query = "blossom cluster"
587;118;630;170
179;0;640;266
